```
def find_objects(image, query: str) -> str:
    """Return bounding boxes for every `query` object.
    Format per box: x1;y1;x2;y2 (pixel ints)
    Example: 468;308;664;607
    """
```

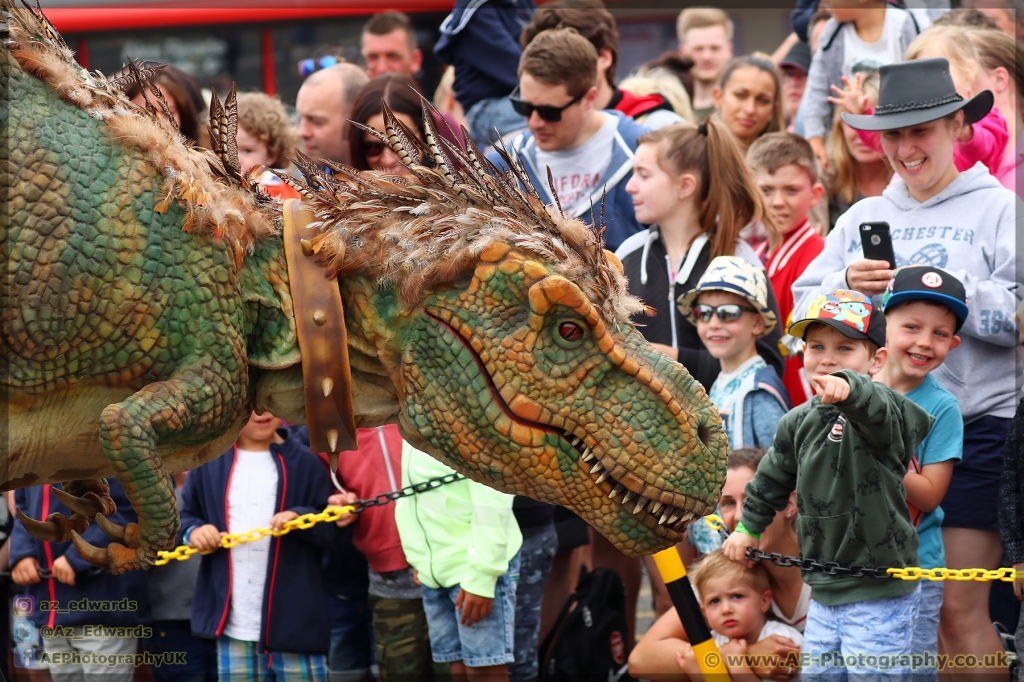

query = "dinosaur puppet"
1;1;728;572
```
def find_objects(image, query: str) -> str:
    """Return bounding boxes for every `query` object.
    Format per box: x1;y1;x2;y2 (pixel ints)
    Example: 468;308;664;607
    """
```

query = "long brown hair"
637;118;766;259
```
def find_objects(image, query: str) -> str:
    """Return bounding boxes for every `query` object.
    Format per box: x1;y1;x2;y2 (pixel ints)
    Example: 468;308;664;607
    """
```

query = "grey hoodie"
792;163;1022;422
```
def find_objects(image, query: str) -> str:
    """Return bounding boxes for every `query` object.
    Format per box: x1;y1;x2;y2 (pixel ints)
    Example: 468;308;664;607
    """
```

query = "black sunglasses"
299;55;344;78
509;85;586;122
694;304;758;323
363;140;387;158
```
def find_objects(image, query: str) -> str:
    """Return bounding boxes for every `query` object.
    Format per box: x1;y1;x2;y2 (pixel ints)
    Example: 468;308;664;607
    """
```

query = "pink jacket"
332;425;409;573
857;106;1009;176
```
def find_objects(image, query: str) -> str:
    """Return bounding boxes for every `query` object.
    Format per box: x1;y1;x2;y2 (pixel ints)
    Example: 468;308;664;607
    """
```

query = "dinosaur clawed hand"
50;486;117;518
17;486;145;571
15;508;90;543
69;532;152;574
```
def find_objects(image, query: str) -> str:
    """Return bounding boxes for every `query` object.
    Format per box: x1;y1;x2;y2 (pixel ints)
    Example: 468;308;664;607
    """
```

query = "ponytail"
637;119;767;259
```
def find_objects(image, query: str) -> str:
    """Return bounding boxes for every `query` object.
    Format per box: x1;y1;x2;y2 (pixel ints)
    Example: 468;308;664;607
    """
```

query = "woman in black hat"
792;57;1020;672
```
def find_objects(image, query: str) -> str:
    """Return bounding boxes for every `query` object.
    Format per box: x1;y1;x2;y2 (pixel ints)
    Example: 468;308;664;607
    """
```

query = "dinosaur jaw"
561;433;708;537
422;311;711;550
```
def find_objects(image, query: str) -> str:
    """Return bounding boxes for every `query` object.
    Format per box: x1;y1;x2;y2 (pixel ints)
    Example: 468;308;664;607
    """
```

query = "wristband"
734;521;761;539
182;525;196;547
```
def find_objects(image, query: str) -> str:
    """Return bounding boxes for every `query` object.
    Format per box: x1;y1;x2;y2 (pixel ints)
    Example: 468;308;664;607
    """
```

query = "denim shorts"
421;555;519;667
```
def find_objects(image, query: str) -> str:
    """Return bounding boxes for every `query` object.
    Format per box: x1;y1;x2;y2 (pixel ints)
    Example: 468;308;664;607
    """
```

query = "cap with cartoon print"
788;290;887;347
882;266;968;332
677;256;777;337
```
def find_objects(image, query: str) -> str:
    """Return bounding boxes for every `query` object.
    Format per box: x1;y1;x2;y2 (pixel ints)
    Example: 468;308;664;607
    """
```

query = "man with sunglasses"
486;27;648;251
295;63;368;168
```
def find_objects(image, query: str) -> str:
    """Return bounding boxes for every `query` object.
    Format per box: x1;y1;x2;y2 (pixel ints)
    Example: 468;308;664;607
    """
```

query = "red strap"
41;488;56;628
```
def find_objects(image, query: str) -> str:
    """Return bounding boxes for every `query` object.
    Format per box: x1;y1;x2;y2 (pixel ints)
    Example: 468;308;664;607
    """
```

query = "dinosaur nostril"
697;423;711;448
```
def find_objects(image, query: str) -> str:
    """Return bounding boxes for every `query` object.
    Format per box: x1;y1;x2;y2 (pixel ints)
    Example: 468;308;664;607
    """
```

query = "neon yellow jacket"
394;442;523;598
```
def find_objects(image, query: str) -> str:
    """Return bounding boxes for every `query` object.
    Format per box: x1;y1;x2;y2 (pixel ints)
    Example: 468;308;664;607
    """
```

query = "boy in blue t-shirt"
875;266;967;680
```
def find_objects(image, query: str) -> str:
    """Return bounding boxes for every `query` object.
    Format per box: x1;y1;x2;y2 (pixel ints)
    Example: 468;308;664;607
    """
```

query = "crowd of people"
3;1;1024;681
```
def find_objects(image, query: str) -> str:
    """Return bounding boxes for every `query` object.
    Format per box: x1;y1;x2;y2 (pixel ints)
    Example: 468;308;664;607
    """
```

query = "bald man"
296;63;368;166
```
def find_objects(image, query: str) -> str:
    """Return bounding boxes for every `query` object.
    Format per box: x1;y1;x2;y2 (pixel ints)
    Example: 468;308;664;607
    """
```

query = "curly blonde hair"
236;92;297;170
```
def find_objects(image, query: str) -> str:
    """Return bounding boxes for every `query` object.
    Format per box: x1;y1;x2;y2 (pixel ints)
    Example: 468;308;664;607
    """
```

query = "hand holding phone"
860;222;896;269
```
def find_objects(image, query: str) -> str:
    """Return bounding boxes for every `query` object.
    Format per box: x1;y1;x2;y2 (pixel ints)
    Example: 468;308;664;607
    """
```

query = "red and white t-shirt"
757;220;825;406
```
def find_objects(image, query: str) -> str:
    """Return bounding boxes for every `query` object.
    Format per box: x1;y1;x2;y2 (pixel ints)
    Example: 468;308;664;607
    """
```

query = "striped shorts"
217;635;328;682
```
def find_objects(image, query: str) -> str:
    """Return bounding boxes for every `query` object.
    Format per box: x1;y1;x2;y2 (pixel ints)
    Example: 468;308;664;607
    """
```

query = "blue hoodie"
179;425;339;654
486;110;648;251
9;480;153;629
434;0;535;112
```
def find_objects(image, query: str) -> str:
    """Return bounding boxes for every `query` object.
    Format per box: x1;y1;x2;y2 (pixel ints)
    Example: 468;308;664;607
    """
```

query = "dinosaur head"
396;243;726;556
289;102;727;556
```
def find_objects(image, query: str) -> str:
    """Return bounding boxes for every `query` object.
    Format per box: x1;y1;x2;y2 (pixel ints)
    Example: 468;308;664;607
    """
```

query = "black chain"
745;548;892;579
711;523;891;578
349;472;465;513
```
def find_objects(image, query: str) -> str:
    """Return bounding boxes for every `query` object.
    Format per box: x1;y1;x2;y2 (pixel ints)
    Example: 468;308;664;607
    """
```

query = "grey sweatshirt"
792;163;1022;422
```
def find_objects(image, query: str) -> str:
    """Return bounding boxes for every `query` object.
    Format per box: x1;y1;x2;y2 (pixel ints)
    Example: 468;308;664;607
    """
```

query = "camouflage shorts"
369;595;446;682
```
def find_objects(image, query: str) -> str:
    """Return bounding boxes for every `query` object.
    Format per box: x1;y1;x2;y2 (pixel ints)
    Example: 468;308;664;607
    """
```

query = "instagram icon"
13;595;35;617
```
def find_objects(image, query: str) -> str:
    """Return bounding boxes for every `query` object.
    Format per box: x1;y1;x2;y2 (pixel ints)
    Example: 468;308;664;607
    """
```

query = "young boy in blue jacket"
10;479;153;682
181;412;339;681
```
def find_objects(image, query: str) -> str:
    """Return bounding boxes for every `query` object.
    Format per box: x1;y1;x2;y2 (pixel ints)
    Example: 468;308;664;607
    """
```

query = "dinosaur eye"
559;322;584;342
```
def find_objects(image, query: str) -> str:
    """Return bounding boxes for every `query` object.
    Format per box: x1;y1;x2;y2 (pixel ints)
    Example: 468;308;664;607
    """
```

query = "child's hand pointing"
810;374;850;404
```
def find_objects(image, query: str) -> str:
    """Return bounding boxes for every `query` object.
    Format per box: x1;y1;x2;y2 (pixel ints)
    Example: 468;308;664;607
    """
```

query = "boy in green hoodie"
395;442;522;681
723;290;933;679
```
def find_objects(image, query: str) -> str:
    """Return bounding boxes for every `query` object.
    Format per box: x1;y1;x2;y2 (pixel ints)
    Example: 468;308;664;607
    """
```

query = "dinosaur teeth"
633;499;648;515
590;461;603;474
595;472;610;485
571;436;582;447
650;501;663;515
581;447;594;462
667;511;681;525
622;490;633;505
609;483;625;500
659;510;670;525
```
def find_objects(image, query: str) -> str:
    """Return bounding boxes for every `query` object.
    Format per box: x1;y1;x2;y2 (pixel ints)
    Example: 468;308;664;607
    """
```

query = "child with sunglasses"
679;256;791;451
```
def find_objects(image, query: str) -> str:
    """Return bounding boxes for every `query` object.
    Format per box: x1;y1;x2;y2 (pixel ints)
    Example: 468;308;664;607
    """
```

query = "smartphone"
860;222;896;269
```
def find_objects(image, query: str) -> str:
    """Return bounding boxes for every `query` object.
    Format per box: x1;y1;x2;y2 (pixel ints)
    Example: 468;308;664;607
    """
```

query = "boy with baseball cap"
723;290;933;679
876;266;967;677
678;256;791;451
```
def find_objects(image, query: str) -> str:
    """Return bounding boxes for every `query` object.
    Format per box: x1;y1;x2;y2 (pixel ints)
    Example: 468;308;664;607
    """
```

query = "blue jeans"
421;555;519;668
142;619;215;682
327;592;374;681
802;584;921;681
510;527;557;682
465;97;526;149
909;581;942;682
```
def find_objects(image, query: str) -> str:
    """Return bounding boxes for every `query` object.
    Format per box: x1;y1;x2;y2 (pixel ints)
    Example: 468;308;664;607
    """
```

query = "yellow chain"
700;515;1024;582
152;505;355;566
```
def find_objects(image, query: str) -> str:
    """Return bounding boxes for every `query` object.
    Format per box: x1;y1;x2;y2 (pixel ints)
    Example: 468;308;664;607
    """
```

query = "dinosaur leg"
16;479;114;544
73;370;236;573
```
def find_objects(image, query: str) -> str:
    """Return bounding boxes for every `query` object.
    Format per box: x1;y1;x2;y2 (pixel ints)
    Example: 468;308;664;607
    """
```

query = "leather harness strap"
281;198;357;456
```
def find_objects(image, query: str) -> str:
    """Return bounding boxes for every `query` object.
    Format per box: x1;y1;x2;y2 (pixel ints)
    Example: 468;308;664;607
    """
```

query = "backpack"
538;567;635;682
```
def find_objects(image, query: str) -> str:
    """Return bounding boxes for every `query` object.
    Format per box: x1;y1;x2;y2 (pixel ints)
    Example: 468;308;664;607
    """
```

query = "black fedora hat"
842;58;993;132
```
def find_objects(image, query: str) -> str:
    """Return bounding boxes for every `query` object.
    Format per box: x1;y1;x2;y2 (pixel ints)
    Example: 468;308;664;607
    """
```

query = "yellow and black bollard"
652;547;731;680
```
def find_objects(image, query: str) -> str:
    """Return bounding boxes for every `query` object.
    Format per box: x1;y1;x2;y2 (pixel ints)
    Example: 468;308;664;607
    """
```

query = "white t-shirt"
712;618;805;649
223;448;280;642
535;113;617;215
768;581;811;634
840;7;910;78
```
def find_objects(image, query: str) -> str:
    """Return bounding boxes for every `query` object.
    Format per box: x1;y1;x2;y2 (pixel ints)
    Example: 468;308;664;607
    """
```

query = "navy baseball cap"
882;266;968;331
